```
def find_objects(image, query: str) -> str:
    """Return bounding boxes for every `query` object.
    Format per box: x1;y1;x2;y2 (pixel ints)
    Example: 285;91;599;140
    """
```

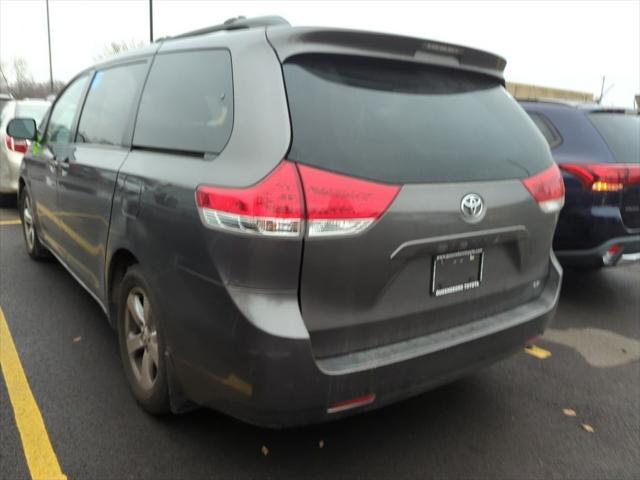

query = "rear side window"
588;113;640;164
528;112;562;148
133;49;233;155
284;55;552;183
77;62;148;146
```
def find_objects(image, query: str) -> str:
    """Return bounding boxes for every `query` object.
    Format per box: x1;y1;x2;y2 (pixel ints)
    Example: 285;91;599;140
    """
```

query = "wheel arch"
18;176;25;195
106;248;139;329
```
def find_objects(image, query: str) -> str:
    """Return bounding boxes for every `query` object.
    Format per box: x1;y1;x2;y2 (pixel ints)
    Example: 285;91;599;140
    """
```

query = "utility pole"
597;76;605;104
597;76;615;105
149;0;154;43
46;0;54;93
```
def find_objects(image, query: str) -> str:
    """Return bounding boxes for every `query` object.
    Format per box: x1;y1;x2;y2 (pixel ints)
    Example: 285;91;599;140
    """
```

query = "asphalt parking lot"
1;203;639;480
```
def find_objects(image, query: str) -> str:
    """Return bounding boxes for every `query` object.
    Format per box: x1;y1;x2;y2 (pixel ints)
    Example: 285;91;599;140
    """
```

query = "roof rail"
516;97;584;107
166;15;290;41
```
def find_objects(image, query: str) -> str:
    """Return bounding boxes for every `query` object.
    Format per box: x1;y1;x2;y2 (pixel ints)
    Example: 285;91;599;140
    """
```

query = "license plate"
432;248;484;297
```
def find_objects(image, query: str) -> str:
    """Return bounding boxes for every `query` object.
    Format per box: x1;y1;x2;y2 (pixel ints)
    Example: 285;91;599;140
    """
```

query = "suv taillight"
559;163;640;192
195;161;400;238
522;163;565;213
5;135;28;154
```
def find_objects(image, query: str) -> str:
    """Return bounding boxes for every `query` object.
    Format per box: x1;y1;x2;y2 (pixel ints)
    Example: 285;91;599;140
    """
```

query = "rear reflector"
522;164;565;213
196;161;399;238
195;162;304;237
560;163;640;192
327;393;376;414
5;135;28;154
297;164;400;237
603;244;621;266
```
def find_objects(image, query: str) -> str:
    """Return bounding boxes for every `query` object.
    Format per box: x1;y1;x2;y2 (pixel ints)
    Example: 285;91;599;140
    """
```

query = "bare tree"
94;40;145;61
8;58;35;99
0;61;10;93
2;57;64;99
12;58;33;85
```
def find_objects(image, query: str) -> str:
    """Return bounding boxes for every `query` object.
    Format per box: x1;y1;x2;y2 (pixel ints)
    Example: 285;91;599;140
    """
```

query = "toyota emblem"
460;193;485;223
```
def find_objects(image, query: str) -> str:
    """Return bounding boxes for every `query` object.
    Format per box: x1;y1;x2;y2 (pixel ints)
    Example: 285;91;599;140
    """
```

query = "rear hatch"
281;53;562;359
584;112;640;229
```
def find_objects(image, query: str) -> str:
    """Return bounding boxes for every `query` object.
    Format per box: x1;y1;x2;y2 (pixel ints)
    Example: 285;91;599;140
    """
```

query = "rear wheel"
117;265;170;415
19;189;49;260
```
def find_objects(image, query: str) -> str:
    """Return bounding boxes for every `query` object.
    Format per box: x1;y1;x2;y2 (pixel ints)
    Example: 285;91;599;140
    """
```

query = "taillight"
297;164;400;237
559;163;640;192
195;161;400;238
5;135;28;154
195;161;304;237
522;164;565;213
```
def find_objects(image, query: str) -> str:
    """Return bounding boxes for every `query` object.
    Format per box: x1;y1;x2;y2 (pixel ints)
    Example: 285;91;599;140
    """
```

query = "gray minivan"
8;16;563;427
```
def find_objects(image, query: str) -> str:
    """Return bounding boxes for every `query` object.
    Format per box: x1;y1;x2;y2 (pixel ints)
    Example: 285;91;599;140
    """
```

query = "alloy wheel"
23;195;35;251
124;287;159;392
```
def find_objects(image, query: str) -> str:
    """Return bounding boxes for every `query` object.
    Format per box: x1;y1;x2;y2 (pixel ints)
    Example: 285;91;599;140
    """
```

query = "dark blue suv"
521;101;640;268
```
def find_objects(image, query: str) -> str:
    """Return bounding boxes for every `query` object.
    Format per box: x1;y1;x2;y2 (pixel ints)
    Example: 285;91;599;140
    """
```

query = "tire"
19;189;49;260
117;264;170;415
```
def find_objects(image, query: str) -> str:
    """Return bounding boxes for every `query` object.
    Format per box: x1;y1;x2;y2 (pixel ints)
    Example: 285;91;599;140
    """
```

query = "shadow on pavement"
148;375;504;477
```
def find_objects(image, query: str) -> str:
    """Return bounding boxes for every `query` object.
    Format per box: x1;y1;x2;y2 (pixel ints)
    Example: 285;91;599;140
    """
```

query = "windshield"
588;113;640;164
283;54;552;183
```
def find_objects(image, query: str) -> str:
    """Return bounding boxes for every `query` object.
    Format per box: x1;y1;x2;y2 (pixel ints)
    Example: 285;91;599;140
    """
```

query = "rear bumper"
170;254;562;428
554;202;640;251
555;235;640;267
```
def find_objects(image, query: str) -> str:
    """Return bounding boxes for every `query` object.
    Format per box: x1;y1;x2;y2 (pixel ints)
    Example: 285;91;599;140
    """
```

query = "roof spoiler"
267;27;507;81
164;15;290;41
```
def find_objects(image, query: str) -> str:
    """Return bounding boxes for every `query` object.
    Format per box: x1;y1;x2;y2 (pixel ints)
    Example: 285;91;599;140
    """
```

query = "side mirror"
7;117;37;141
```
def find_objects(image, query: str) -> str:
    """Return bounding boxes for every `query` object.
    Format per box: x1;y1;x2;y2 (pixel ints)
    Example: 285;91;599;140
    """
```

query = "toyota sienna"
7;16;564;427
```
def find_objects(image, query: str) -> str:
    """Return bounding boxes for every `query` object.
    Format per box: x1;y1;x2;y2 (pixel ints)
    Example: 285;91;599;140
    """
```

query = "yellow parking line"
524;344;552;359
0;219;21;225
37;202;103;257
0;307;67;480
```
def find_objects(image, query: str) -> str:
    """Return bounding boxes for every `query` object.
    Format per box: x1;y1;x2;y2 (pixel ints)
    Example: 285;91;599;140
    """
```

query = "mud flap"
165;350;199;414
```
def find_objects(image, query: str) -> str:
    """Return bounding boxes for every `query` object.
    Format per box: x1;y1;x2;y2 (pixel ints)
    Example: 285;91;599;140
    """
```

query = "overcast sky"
1;0;638;107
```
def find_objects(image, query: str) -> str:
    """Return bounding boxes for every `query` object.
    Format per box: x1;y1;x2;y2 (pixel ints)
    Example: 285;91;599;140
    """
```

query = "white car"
0;92;14;114
0;98;50;200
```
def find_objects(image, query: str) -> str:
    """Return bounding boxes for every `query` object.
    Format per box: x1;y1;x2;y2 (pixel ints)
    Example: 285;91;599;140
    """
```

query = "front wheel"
117;265;170;415
19;189;49;260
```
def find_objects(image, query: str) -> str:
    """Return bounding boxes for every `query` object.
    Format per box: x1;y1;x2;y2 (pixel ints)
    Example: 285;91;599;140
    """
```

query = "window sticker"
91;71;103;90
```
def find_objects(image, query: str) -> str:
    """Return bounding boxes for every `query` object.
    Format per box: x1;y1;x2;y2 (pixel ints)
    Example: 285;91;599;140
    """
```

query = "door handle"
60;157;70;173
47;157;57;173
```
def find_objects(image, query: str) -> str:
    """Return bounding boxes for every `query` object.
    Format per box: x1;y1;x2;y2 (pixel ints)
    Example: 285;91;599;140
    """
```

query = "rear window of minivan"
283;55;552;183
